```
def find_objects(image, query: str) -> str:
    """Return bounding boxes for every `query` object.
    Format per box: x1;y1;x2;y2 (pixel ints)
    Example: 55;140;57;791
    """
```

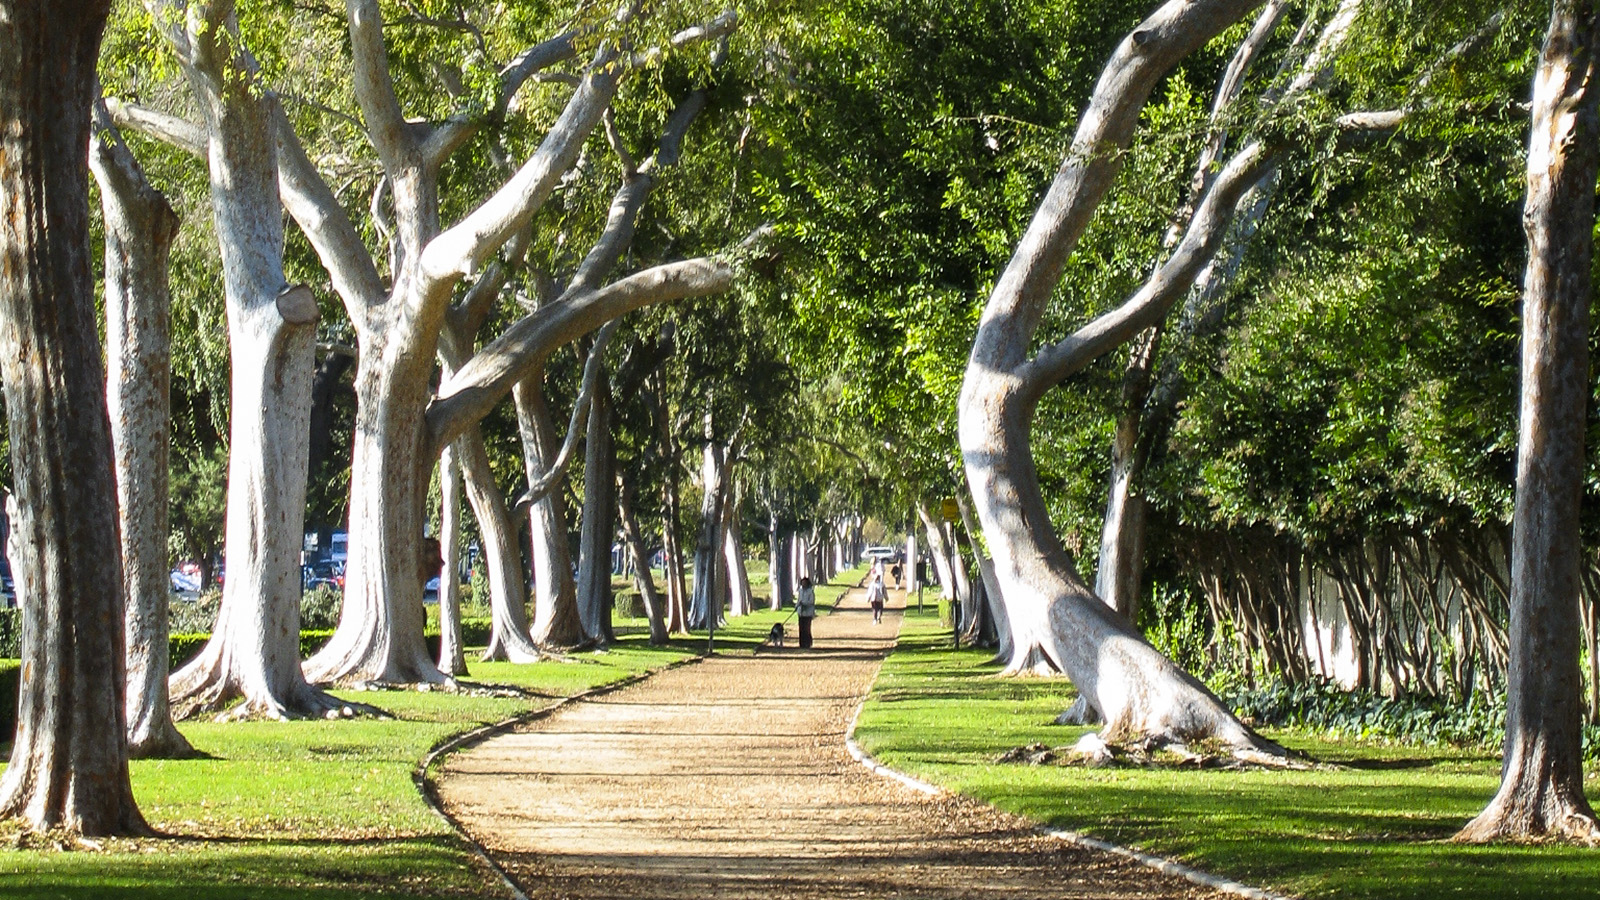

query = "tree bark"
917;501;957;604
156;2;338;716
458;427;541;662
689;424;731;630
724;483;752;617
957;0;1285;753
0;0;148;834
436;443;468;676
577;370;616;643
517;370;584;647
91;103;192;759
1458;0;1600;842
768;515;793;610
617;470;668;644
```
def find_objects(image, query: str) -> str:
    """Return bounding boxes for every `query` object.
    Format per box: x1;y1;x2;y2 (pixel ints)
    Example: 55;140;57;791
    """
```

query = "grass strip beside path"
852;611;1600;900
0;566;862;899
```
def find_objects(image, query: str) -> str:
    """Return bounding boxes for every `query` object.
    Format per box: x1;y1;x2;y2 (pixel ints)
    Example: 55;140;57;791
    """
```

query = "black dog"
767;622;785;648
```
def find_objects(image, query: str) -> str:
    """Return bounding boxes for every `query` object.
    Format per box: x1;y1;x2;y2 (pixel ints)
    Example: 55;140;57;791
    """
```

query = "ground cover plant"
0;570;849;899
853;613;1600;900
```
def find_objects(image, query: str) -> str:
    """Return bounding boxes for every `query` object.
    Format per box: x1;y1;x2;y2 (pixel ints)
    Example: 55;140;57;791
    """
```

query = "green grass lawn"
854;611;1600;900
0;567;864;900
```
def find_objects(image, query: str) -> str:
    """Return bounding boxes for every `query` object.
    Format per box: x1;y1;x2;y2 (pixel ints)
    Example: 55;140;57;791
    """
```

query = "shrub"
168;589;221;635
0;608;18;658
300;586;343;631
1223;676;1600;762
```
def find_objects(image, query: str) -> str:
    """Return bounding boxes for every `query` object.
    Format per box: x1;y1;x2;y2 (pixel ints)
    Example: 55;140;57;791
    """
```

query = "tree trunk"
724;485;752;617
1095;328;1159;623
958;0;1280;753
165;13;340;715
617;472;668;645
577;371;616;643
458;427;541;662
689;429;730;630
769;516;793;610
0;0;148;834
302;338;445;686
436;442;469;676
91;103;192;759
1458;0;1600;842
517;371;583;647
918;502;956;603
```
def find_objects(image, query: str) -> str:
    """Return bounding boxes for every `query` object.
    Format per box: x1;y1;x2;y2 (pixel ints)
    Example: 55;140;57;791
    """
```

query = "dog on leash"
766;622;786;648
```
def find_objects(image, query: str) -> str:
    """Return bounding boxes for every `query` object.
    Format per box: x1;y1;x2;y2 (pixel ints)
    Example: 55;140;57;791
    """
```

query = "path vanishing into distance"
435;584;1230;900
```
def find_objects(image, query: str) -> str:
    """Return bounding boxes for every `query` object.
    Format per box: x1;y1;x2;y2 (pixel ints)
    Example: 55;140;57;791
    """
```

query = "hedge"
0;617;496;741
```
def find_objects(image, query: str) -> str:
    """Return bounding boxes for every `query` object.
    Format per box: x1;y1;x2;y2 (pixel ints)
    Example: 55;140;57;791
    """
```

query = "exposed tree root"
1052;696;1102;726
1455;793;1600;845
1000;732;1313;771
171;654;387;722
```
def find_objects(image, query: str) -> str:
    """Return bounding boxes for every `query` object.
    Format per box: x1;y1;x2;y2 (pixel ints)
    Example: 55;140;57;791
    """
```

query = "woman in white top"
867;570;887;624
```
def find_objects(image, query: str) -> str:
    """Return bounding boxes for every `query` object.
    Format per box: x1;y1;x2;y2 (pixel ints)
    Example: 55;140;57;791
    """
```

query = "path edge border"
410;655;706;900
843;677;1298;900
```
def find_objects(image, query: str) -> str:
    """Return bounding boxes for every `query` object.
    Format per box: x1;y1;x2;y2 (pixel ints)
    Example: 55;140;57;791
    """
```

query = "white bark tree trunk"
689;426;731;630
458;429;542;662
0;0;147;834
618;471;668;644
157;2;340;715
724;484;752;617
518;371;584;647
958;0;1287;752
436;443;468;676
918;502;956;603
91;103;192;758
1458;0;1600;842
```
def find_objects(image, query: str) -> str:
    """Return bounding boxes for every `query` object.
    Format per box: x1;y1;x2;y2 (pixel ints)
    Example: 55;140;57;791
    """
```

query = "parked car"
303;559;345;592
864;545;901;563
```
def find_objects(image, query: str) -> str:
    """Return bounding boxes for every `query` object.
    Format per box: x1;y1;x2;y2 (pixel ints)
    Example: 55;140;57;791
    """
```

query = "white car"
864;545;899;563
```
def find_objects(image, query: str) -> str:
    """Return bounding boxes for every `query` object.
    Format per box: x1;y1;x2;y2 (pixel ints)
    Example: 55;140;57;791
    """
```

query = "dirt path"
436;584;1228;900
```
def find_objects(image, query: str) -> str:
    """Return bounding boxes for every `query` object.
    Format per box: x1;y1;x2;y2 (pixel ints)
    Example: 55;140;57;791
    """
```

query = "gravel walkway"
435;583;1228;900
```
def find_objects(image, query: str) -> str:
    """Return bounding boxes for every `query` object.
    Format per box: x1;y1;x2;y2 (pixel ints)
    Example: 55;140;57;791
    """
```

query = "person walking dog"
796;576;817;648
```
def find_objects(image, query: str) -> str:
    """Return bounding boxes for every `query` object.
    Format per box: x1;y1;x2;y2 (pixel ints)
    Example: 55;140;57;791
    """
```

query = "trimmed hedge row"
0;617;496;740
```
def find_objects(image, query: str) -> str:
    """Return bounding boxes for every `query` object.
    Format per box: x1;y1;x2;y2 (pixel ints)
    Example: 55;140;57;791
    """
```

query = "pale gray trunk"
1458;0;1600;841
958;493;1013;658
517;371;583;647
436;442;468;676
917;501;956;603
957;0;1282;752
577;371;616;642
303;329;444;685
0;0;147;833
768;516;793;610
724;484;752;617
91;103;191;758
689;429;730;630
163;8;338;713
458;428;542;662
617;472;667;644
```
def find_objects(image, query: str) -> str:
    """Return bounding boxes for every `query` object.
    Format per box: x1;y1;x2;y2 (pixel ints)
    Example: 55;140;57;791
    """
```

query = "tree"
130;0;343;719
1457;0;1600;843
0;0;148;835
91;100;193;757
958;0;1290;753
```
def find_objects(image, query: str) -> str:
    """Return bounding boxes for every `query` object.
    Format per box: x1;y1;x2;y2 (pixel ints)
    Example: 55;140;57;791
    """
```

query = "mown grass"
854;611;1600;900
0;565;864;899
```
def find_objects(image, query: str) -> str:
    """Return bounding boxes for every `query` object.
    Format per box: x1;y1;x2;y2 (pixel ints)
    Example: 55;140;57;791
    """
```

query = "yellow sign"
940;498;959;522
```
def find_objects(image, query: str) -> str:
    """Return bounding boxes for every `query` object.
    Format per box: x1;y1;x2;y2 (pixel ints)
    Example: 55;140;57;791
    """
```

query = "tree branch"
345;0;422;167
1019;140;1280;398
102;98;207;157
506;320;620;509
427;257;734;449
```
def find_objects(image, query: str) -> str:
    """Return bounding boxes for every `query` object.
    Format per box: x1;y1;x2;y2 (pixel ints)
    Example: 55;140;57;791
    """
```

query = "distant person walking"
796;576;817;648
890;561;903;590
867;569;887;624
